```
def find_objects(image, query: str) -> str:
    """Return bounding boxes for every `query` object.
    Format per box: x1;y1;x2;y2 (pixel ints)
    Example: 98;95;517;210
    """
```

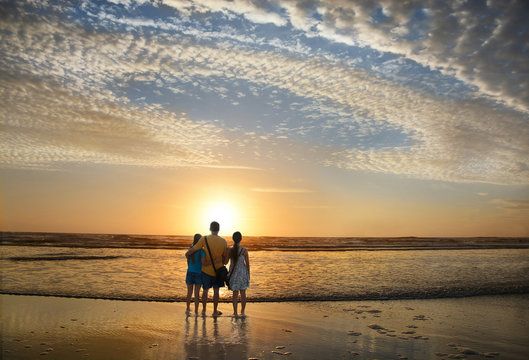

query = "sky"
1;0;528;237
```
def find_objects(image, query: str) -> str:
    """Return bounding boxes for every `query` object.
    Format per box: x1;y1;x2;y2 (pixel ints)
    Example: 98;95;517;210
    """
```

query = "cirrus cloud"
1;0;528;186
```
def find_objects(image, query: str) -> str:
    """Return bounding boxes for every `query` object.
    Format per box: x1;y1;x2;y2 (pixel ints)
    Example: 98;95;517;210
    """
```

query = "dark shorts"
185;271;202;285
201;272;221;290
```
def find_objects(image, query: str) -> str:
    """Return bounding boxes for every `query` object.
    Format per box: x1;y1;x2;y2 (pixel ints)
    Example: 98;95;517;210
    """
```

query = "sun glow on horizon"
202;202;238;236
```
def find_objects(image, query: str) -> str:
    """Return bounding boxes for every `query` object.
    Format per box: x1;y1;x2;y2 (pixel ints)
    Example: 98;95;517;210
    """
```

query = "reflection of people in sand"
186;221;227;316
183;315;248;360
185;233;205;314
226;231;250;316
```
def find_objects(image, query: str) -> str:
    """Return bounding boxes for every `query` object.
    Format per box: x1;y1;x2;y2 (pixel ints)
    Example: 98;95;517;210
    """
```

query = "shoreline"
2;290;529;303
3;294;529;359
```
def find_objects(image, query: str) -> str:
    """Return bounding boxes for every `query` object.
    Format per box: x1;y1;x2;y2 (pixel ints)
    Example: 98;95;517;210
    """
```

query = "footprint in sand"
412;335;429;340
367;324;385;330
447;354;466;359
458;347;481;355
271;350;292;356
347;331;362;336
484;352;500;358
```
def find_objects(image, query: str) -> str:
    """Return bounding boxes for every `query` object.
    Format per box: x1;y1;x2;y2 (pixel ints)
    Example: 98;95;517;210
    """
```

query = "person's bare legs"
212;287;221;316
194;285;201;314
186;284;193;313
232;290;239;316
201;287;209;315
240;289;247;315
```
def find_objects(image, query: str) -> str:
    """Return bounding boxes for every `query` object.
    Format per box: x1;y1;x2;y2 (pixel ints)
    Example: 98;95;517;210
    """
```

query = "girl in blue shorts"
185;233;205;314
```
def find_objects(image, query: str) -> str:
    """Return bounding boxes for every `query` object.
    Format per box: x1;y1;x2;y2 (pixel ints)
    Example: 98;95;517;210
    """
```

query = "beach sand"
2;294;528;359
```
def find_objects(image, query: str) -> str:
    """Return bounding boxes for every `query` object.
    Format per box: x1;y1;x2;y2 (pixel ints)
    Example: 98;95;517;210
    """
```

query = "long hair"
231;231;242;268
189;233;201;264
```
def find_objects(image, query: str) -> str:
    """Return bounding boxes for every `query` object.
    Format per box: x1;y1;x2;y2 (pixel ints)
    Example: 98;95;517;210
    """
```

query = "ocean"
1;232;529;302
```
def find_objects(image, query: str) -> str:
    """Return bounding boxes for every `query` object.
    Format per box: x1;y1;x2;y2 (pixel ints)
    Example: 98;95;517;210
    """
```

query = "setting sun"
202;202;238;236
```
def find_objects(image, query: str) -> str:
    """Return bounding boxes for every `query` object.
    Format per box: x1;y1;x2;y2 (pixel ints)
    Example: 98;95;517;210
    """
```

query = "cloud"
160;0;529;113
0;72;227;169
164;0;288;26
1;1;528;185
195;164;263;170
250;188;313;193
491;199;529;210
307;1;529;113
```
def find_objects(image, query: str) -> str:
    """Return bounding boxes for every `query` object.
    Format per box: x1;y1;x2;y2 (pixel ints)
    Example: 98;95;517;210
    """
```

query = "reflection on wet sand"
3;295;529;360
184;315;248;360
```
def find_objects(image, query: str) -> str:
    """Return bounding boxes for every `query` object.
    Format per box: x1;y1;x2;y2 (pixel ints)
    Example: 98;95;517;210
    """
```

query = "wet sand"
2;294;528;359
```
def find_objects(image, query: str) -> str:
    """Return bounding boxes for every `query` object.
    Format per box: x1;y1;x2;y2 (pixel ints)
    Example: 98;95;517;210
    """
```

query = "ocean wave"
3;240;528;306
2;232;529;251
8;255;125;261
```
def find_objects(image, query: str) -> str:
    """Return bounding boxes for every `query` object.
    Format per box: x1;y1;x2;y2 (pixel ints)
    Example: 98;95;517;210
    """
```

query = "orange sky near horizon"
2;164;528;238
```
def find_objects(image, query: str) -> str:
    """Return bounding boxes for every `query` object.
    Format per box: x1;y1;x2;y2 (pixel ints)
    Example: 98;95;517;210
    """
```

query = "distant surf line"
8;255;125;261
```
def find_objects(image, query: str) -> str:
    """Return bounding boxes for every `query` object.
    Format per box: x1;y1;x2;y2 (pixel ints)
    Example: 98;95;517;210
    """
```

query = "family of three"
184;221;250;317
